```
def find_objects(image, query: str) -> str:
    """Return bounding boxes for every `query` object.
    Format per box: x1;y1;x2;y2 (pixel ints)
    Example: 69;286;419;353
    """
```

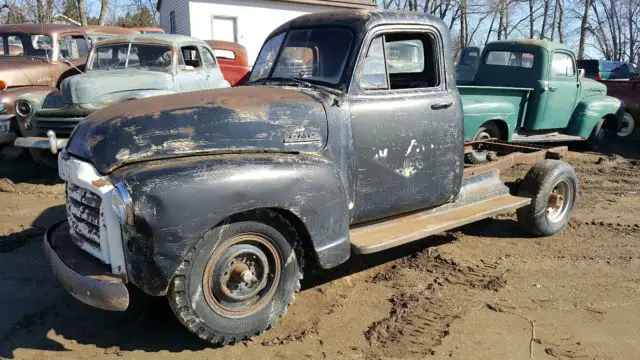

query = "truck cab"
462;40;623;162
46;11;578;345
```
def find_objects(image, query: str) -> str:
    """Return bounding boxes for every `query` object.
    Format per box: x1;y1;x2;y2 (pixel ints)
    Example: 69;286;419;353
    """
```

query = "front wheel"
168;212;304;345
516;160;578;236
587;118;610;150
29;148;58;168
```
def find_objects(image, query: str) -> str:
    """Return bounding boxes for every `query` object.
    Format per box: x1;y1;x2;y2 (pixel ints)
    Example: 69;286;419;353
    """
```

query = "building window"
170;11;176;34
211;16;237;42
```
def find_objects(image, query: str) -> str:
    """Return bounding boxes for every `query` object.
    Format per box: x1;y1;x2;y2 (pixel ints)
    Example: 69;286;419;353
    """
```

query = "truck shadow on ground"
0;151;61;186
0;223;459;358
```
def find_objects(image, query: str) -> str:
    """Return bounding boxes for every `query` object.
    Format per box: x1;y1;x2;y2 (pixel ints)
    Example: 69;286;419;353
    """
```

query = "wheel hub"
618;115;635;137
546;180;571;223
203;234;281;316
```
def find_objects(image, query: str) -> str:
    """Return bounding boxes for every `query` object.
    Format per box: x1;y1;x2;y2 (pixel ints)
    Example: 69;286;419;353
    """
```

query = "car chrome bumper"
44;221;129;312
14;136;68;151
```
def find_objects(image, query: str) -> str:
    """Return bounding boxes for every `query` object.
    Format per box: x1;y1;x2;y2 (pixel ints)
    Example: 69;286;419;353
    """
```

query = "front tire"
516;160;578;236
168;211;304;345
29;148;58;168
587;118;610;150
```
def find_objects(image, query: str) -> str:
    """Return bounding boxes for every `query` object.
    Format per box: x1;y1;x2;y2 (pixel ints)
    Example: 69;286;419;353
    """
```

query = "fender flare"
111;152;351;296
567;96;624;137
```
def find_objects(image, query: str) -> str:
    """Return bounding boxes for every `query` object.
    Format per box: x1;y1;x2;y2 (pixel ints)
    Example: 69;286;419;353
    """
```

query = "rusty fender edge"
44;221;129;311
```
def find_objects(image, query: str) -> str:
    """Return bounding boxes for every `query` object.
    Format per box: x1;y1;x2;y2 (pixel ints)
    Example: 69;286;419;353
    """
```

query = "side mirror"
578;68;585;78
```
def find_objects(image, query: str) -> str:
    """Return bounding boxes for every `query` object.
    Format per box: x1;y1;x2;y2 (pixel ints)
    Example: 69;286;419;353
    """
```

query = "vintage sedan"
0;24;89;152
14;34;230;166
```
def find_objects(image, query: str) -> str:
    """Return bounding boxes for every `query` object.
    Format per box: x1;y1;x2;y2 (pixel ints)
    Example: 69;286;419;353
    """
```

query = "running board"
349;195;531;254
512;133;585;142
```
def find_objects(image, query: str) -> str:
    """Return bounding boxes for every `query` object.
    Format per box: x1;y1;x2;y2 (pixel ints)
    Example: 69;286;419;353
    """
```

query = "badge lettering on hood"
284;130;322;143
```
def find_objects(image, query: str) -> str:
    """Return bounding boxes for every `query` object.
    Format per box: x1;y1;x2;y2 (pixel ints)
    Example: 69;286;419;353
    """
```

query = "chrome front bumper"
14;133;68;153
44;221;129;311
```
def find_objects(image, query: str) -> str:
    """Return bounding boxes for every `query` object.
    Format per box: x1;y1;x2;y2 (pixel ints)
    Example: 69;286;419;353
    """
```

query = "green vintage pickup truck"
460;40;623;163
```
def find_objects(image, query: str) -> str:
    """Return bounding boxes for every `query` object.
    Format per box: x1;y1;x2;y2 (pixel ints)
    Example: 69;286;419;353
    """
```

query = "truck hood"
581;78;607;97
66;86;328;173
62;70;174;106
0;56;53;87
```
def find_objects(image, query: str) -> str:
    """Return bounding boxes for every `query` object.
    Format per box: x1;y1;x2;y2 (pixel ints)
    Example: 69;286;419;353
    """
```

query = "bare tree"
76;0;87;25
578;0;592;59
98;0;109;25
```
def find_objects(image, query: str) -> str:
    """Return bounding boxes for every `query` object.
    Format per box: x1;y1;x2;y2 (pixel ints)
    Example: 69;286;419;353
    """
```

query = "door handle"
431;102;453;110
548;86;557;92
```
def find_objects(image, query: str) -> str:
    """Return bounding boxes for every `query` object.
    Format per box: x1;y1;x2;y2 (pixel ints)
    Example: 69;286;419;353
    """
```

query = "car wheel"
29;148;58;168
587;118;610;150
617;112;636;138
168;211;304;345
516;160;578;236
465;123;501;164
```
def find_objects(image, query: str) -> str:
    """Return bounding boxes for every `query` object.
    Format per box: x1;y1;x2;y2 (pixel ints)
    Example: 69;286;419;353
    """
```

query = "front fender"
111;152;350;296
14;89;62;136
567;96;624;137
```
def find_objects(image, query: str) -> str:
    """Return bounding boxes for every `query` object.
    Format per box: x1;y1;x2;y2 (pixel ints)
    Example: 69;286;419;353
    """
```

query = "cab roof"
269;10;448;39
96;33;204;47
486;39;571;52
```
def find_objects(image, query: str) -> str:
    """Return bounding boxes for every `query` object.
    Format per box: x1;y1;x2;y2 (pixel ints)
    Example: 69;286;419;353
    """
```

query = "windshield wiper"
267;76;313;88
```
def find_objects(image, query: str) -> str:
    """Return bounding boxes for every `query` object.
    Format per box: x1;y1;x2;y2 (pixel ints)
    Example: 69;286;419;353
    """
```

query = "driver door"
348;28;463;223
199;46;227;88
175;46;207;92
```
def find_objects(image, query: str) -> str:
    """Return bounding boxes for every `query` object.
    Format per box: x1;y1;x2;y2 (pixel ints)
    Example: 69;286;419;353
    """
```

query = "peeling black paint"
66;86;328;174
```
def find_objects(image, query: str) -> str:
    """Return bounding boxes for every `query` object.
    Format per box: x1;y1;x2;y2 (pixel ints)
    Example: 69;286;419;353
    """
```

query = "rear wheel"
168;211;304;345
466;122;501;164
516;160;578;236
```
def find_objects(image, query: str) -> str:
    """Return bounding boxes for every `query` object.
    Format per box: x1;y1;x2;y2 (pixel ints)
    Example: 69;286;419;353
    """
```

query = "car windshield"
249;28;354;86
0;33;53;59
90;43;173;72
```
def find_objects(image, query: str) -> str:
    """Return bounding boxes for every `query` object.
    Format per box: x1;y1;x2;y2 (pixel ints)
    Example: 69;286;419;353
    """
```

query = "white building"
157;0;377;65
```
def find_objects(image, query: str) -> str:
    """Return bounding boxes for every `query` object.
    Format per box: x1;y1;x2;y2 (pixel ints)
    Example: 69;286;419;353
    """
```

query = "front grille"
66;183;104;261
35;116;85;138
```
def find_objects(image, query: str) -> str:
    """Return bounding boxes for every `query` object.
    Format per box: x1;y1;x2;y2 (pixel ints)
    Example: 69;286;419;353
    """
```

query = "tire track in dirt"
363;248;506;358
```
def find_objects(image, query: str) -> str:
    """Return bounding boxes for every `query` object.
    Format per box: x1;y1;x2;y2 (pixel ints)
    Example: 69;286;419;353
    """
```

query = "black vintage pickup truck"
47;10;578;344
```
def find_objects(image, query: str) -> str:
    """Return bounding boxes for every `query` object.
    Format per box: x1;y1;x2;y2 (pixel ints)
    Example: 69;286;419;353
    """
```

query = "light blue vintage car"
14;33;230;167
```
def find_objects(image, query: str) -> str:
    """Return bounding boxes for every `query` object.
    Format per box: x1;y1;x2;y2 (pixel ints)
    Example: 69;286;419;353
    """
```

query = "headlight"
112;182;134;225
0;102;6;113
15;99;32;118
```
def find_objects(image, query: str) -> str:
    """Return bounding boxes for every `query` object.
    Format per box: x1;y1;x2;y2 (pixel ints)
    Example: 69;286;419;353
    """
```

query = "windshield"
0;33;52;58
90;43;173;72
249;28;354;86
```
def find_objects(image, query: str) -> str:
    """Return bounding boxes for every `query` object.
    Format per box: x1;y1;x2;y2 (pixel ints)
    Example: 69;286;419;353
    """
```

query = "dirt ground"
1;141;640;360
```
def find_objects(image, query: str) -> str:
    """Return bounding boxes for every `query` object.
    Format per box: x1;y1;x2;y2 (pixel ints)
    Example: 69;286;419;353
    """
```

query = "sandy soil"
1;141;639;360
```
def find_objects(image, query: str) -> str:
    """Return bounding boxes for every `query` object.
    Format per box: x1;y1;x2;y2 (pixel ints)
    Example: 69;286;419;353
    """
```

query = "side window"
358;32;439;91
180;46;201;70
74;36;89;58
200;47;217;68
552;53;575;77
60;35;83;60
359;36;388;90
